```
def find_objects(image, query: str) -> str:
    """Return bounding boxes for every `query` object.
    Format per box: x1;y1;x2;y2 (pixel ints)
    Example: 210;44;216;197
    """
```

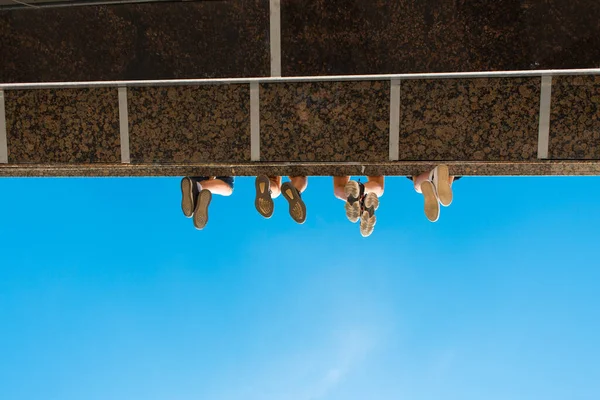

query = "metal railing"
0;68;599;90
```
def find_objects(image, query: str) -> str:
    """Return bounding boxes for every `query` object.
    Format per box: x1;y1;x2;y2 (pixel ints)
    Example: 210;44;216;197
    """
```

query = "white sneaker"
430;164;453;207
421;181;440;222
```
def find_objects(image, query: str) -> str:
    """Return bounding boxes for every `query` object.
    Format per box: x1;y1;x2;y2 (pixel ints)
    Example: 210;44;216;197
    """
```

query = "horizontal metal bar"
1;68;599;90
1;161;599;177
0;0;178;11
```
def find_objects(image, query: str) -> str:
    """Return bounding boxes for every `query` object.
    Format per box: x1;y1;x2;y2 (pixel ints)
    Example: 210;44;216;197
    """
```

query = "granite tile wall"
128;85;251;163
5;88;120;163
260;81;389;162
549;75;600;159
398;78;541;161
0;0;269;82
2;76;600;167
281;0;600;75
2;1;599;82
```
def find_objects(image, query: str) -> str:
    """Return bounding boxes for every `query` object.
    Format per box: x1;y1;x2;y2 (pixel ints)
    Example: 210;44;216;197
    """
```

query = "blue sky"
0;176;599;400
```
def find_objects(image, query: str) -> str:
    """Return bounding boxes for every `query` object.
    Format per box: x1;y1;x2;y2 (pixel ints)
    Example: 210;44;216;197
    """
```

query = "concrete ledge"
1;161;599;177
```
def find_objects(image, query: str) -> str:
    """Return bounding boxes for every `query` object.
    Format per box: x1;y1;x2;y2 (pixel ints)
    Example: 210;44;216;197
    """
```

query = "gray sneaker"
255;175;275;218
193;189;212;230
281;182;307;224
181;177;199;218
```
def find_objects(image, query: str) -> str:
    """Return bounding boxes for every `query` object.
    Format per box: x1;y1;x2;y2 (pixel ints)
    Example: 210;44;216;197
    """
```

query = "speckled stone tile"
128;85;250;163
549;76;600;159
3;161;600;177
0;0;269;82
5;89;120;163
260;81;389;162
281;0;600;75
399;78;541;161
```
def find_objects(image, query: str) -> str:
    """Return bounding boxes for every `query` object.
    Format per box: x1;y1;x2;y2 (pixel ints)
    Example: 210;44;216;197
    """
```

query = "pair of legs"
255;175;308;223
333;176;385;237
181;176;234;230
410;165;457;222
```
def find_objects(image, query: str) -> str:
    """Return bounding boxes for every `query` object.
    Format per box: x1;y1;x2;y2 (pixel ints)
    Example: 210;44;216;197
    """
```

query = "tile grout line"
250;82;260;161
0;90;7;163
537;76;552;159
118;87;131;164
389;79;401;161
270;0;281;77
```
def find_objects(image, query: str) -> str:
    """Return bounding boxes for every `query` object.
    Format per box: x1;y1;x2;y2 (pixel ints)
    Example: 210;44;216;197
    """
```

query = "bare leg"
364;176;384;197
269;176;282;198
198;178;233;196
333;176;351;201
412;171;430;194
289;176;308;194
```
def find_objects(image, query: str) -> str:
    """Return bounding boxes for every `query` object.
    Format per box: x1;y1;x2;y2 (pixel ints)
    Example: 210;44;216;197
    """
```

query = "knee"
270;186;281;198
290;176;308;193
333;186;346;201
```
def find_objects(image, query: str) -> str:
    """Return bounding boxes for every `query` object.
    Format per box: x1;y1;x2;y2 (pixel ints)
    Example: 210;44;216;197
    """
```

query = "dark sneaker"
181;177;199;218
281;182;306;224
193;189;212;230
255;175;274;218
344;180;363;223
359;192;379;237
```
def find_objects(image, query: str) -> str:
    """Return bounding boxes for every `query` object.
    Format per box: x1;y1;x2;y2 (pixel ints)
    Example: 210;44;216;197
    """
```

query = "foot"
344;180;363;223
281;181;306;224
181;177;199;218
421;180;440;222
255;176;274;218
431;164;453;207
359;192;379;237
193;189;212;230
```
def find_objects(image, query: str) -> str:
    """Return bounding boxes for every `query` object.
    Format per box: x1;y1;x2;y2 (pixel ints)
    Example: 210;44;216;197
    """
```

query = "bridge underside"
1;0;599;177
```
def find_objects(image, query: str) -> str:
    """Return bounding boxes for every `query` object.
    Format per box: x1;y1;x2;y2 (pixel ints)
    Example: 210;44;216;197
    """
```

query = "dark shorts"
194;176;235;190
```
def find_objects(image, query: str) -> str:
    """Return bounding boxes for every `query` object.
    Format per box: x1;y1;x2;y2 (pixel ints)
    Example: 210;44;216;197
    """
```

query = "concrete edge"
0;161;599;177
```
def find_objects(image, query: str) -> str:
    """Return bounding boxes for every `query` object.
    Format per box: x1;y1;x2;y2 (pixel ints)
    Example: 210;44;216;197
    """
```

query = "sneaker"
281;182;306;224
255;175;274;218
344;180;363;223
421;180;440;222
193;189;212;230
430;164;453;207
181;177;199;218
359;192;379;237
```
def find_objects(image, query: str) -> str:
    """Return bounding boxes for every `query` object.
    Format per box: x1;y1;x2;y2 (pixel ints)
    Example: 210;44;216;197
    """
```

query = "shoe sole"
360;211;376;237
345;202;361;223
436;164;453;207
255;176;274;218
281;182;306;224
193;189;212;230
360;193;379;237
421;181;440;222
181;177;194;218
344;181;361;223
364;192;380;213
